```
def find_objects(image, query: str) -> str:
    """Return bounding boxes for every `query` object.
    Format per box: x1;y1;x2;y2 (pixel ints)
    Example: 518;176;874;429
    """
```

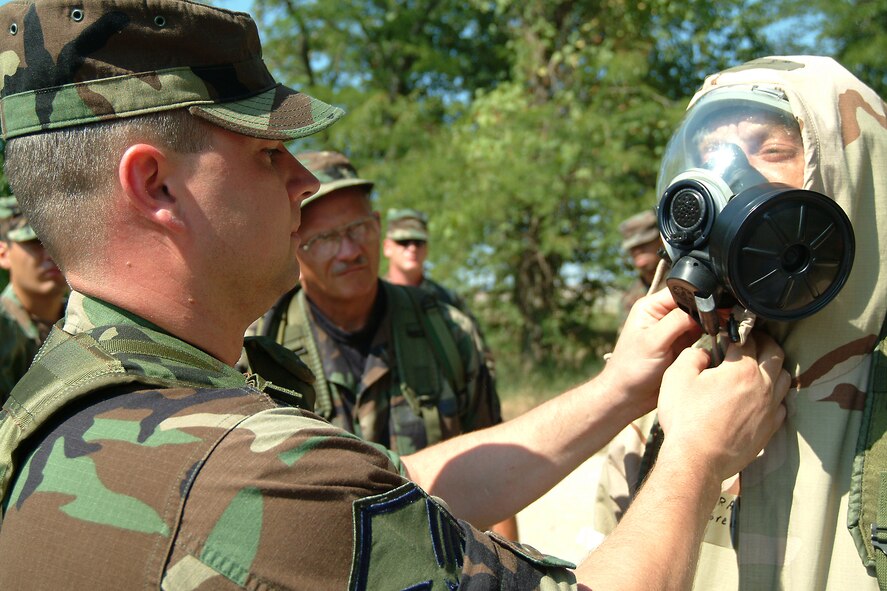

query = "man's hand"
601;288;702;418
657;332;789;481
576;330;788;591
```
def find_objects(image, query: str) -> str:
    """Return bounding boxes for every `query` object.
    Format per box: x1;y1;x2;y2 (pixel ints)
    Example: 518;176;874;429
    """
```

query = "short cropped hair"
4;109;213;271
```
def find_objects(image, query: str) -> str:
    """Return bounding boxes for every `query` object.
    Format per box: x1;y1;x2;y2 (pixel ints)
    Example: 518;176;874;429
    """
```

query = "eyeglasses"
299;214;378;258
394;239;427;248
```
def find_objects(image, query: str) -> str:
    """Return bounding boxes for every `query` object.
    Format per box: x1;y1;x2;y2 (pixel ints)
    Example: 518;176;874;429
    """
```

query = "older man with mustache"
257;150;518;534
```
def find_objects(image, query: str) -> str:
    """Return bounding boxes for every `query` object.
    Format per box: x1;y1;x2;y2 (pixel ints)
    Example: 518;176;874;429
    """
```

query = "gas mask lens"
656;86;854;334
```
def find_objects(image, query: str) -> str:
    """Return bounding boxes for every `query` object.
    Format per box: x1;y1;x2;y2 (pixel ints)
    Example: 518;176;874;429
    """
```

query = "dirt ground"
502;397;609;565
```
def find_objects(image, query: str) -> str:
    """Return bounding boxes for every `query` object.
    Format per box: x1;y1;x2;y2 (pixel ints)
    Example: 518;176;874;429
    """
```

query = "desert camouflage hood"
682;56;887;590
692;56;887;376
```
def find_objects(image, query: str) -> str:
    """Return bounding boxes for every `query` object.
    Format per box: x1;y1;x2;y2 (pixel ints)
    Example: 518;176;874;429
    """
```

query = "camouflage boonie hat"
298;150;374;207
0;196;36;241
386;208;428;242
0;0;344;140
619;209;659;250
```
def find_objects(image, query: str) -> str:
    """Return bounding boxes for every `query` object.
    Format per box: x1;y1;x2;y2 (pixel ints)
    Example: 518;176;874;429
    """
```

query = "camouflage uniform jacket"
596;56;887;590
274;281;501;454
0;291;576;589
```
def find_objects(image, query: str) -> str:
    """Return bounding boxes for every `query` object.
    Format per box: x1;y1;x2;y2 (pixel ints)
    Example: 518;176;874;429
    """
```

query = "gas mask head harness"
656;85;855;359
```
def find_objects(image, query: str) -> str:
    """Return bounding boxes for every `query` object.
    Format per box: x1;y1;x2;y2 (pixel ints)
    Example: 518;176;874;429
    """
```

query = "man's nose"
336;232;363;259
287;153;320;206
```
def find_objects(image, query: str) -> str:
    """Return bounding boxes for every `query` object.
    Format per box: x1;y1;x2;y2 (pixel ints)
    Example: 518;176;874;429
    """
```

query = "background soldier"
0;1;787;589
259;151;517;537
617;209;663;322
0;196;67;349
384;208;463;307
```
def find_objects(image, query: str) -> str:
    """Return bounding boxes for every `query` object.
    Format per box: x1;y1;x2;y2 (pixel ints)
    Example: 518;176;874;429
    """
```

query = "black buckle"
871;523;887;555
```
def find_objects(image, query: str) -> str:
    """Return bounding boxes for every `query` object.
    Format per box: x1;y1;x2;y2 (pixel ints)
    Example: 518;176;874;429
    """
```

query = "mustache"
331;256;368;275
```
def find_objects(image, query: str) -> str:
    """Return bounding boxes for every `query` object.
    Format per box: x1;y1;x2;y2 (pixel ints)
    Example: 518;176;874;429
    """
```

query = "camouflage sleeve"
439;303;502;432
593;411;657;534
167;407;574;589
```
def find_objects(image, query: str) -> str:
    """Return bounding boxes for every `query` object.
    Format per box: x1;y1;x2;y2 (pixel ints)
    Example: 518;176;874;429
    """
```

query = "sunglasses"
394;239;427;248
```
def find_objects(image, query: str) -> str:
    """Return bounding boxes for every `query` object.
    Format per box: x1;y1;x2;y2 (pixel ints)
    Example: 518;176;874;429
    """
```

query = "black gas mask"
655;86;855;348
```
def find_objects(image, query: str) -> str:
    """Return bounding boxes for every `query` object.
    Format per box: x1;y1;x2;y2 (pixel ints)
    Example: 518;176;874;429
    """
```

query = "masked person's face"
694;113;805;189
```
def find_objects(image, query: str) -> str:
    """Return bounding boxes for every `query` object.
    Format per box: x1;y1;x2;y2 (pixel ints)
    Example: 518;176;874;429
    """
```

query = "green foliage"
246;0;864;370
378;0;686;363
646;0;777;99
772;0;887;98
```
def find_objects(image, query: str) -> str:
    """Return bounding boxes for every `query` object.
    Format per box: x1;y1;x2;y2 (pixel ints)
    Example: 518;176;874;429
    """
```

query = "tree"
247;0;784;367
382;0;690;364
773;0;887;98
251;0;511;166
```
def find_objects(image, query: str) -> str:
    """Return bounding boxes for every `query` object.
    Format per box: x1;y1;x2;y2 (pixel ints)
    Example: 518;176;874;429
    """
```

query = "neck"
67;263;259;368
302;280;379;333
12;283;65;324
386;265;423;287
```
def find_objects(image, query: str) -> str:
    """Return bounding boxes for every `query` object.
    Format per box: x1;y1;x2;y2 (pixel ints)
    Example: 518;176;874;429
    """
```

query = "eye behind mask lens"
708;185;855;321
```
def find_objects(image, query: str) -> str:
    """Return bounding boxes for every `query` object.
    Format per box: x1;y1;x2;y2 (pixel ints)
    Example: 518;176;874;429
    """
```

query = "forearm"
575;442;721;590
402;369;644;525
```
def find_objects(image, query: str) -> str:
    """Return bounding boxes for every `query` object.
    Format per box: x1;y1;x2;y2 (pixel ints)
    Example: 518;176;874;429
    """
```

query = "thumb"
649;307;701;352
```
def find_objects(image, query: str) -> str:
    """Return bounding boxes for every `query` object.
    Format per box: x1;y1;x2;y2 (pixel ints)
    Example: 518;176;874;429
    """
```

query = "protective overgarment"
596;55;887;590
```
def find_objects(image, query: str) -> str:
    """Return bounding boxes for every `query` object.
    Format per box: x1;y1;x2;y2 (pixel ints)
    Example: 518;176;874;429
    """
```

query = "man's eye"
758;143;799;161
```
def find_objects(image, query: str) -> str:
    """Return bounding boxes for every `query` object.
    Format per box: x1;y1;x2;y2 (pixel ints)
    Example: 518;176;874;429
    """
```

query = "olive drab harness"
850;314;887;590
261;283;465;447
0;324;315;522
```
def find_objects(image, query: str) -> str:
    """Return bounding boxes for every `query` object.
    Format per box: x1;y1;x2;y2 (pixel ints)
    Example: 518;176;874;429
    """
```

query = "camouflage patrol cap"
0;196;37;241
0;0;344;140
619;209;659;251
386;208;428;241
297;150;374;207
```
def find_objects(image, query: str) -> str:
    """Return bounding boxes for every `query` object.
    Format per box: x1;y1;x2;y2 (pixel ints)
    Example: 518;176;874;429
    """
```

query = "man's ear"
118;144;186;233
0;241;11;271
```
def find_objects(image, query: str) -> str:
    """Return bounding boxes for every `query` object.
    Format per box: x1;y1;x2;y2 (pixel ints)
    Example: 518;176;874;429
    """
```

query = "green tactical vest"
0;324;315;512
260;282;466;447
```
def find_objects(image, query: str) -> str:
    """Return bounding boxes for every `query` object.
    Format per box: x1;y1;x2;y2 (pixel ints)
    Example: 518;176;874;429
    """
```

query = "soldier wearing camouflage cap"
258;151;517;539
0;1;789;589
597;56;887;591
0;196;67;349
383;207;462;307
383;209;469;312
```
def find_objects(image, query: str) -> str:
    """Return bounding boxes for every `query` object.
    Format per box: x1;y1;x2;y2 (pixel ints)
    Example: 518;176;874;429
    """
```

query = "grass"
495;356;606;420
